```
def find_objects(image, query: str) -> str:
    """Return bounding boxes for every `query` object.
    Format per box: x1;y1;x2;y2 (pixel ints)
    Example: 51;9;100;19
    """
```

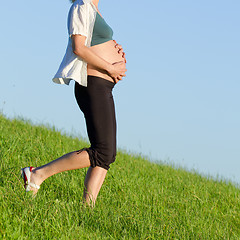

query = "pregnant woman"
21;0;127;207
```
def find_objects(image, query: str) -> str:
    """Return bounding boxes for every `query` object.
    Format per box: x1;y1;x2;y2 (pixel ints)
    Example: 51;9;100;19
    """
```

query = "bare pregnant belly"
87;40;125;82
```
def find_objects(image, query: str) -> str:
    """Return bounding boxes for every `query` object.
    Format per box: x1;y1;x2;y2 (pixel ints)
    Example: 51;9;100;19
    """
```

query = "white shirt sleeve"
68;2;88;38
53;0;95;87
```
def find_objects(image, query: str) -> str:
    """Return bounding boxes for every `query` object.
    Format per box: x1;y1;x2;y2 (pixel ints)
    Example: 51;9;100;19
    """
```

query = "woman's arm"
72;35;127;82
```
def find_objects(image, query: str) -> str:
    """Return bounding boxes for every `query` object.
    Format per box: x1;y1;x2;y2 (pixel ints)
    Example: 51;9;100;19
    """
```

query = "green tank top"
91;12;113;46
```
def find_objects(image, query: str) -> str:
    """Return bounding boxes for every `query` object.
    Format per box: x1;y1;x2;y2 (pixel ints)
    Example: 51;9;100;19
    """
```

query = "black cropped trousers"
74;75;117;170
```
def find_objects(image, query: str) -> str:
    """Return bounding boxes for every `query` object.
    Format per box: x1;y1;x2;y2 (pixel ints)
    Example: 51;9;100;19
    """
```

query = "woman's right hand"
108;61;127;83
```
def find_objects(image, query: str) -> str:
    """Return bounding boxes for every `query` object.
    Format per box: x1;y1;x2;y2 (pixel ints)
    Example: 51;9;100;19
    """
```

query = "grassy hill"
0;114;239;239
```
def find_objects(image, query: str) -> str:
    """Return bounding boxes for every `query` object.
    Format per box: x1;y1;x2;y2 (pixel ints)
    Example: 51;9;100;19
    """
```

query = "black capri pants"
75;75;117;170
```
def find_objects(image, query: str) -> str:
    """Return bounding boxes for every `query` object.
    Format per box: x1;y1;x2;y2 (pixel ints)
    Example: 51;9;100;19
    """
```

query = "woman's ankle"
31;168;44;186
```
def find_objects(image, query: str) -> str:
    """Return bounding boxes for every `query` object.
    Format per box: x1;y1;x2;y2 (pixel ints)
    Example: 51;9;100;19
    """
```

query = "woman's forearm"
71;35;126;82
74;46;113;74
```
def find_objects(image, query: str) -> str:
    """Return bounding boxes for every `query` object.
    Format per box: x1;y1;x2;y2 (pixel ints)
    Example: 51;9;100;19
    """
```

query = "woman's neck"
92;0;99;9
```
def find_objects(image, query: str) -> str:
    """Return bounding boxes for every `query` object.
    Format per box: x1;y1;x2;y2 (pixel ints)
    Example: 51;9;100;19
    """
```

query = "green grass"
0;114;240;239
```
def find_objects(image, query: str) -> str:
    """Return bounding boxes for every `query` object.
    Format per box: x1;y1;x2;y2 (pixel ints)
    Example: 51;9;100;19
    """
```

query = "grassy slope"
0;114;239;239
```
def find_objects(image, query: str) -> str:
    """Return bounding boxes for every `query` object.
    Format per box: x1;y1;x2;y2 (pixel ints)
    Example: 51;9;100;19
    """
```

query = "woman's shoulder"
73;0;92;6
69;0;91;14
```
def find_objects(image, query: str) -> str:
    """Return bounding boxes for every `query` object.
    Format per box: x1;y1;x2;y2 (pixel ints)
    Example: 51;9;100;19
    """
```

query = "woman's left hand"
113;40;127;63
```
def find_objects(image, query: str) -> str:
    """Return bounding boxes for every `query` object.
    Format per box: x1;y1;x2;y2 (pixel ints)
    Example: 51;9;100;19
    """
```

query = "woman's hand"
113;40;127;63
72;35;127;83
107;61;127;83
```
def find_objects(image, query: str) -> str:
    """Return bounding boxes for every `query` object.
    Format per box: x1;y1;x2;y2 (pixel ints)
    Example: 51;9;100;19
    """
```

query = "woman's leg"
83;166;108;207
28;77;116;202
29;150;90;194
75;77;117;206
75;77;117;170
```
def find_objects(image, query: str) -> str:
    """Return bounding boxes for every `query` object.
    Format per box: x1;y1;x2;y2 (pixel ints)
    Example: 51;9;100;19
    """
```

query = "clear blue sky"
1;0;239;184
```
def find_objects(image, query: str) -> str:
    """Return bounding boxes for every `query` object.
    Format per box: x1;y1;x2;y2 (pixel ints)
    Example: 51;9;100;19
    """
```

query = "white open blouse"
52;0;97;87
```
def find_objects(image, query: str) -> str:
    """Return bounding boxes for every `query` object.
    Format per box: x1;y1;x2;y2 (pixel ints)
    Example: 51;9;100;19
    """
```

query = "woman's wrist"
105;63;114;75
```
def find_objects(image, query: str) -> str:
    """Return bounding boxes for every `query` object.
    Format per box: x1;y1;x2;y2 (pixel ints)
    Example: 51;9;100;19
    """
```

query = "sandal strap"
28;182;40;190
